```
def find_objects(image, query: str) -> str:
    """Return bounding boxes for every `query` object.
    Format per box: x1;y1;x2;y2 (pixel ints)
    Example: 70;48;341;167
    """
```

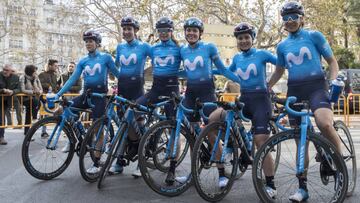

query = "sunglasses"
157;28;173;33
282;14;300;22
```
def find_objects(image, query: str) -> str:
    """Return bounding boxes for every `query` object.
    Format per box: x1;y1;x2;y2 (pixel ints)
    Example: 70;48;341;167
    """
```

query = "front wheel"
138;120;194;197
22;116;75;180
192;121;239;202
252;130;348;203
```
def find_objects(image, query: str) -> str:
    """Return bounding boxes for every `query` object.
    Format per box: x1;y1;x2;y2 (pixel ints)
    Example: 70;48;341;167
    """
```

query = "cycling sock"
265;176;276;190
218;167;225;178
169;160;177;173
299;177;308;191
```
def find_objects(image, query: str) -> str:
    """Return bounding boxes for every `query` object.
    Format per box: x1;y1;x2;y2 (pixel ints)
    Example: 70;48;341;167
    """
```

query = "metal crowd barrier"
0;93;91;129
345;93;360;126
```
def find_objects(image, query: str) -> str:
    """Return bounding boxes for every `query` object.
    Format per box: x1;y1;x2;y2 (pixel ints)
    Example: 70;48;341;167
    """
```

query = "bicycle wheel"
192;121;239;202
79;116;115;183
252;130;348;203
334;120;356;196
22;116;76;180
138;120;194;197
97;123;127;189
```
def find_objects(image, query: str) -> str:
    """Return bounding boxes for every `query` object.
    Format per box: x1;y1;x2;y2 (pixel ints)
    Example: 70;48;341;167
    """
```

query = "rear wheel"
333;120;356;196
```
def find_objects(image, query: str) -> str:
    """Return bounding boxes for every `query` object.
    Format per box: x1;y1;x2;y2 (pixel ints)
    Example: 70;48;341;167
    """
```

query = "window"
9;39;23;48
29;9;36;16
46;18;54;25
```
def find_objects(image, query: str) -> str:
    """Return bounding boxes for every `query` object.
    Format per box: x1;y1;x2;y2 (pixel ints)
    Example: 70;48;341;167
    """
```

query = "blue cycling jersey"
180;41;240;86
229;48;276;93
276;28;333;84
151;40;181;77
58;50;120;95
115;39;151;83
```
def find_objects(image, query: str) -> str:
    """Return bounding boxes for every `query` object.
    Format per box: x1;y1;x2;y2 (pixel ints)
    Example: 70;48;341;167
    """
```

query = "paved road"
1;128;360;203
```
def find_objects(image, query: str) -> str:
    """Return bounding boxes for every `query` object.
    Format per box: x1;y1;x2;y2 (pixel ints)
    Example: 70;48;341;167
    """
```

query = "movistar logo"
84;63;102;76
154;56;175;67
286;47;312;67
120;53;137;66
184;56;204;71
236;63;257;80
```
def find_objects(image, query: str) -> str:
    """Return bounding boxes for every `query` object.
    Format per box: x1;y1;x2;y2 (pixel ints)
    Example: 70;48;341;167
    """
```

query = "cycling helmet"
234;22;256;39
156;17;174;29
183;17;204;32
121;16;140;29
83;29;102;44
281;1;304;16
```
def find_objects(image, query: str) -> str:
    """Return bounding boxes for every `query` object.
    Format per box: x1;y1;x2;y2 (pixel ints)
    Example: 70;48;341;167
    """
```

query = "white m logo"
155;56;175;67
84;63;102;76
184;56;204;71
236;64;257;80
286;47;312;67
120;53;137;66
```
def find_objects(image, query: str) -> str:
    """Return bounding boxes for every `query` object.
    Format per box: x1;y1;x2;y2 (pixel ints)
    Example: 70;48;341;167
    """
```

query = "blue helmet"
121;16;140;29
234;22;256;39
281;1;304;16
156;17;174;29
83;29;102;44
183;17;204;32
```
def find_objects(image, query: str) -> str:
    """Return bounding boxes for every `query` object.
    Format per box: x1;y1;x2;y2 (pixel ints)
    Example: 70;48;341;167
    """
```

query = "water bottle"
329;78;345;103
46;86;56;109
75;121;86;136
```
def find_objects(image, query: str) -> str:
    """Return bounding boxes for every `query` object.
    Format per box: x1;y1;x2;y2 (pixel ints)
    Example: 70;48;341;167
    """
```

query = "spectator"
0;65;21;144
57;62;82;94
4;67;22;127
39;59;59;93
20;65;43;136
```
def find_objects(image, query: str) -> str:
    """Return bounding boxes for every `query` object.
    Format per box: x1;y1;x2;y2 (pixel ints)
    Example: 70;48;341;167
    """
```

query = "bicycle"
138;93;214;197
272;93;357;197
252;96;348;203
191;99;281;202
95;95;168;189
21;91;103;180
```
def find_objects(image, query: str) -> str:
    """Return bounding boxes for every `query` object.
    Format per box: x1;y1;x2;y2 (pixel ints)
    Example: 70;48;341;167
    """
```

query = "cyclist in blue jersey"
115;16;151;100
268;2;342;201
109;17;182;177
109;16;151;177
55;29;120;174
168;17;240;186
209;23;277;194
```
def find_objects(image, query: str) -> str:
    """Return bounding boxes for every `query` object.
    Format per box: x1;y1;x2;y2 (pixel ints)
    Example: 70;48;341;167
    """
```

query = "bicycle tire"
138;120;194;197
22;116;75;180
252;130;348;203
334;120;356;196
192;121;239;202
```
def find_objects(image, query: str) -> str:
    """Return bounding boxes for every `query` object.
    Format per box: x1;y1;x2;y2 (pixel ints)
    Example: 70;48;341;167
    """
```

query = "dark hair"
70;61;76;65
48;59;58;66
25;65;37;76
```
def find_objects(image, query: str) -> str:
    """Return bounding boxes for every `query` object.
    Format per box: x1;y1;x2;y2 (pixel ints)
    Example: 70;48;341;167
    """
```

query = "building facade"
0;0;89;72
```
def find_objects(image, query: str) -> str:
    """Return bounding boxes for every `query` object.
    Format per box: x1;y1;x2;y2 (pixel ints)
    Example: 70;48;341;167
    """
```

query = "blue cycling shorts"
287;79;331;125
240;92;272;134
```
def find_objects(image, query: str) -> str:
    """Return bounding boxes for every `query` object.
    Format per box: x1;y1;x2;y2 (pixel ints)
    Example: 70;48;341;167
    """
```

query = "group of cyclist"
53;1;344;202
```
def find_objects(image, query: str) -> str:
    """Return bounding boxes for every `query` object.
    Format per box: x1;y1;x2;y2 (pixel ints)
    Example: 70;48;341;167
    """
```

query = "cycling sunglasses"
282;14;300;22
157;28;173;33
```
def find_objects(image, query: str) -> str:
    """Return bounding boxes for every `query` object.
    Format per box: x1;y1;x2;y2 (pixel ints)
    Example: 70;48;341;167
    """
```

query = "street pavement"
1;128;360;203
